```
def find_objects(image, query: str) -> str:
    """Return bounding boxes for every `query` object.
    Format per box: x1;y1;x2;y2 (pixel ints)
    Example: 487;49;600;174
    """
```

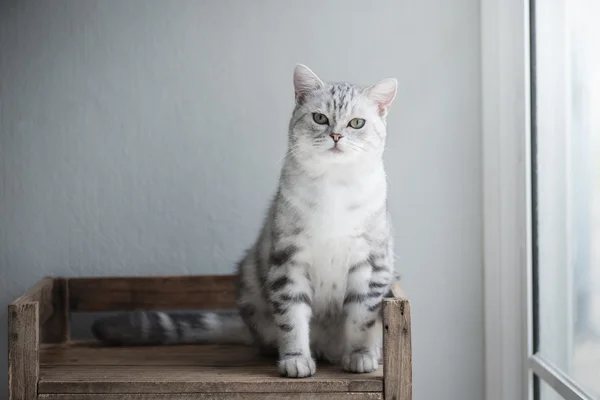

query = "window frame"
482;0;597;399
482;0;532;398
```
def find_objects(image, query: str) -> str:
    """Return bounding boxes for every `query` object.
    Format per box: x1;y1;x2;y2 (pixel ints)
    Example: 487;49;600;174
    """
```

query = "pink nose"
330;133;342;143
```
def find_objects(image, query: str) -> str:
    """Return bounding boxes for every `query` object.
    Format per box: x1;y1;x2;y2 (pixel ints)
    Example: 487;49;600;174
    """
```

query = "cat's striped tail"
91;310;253;346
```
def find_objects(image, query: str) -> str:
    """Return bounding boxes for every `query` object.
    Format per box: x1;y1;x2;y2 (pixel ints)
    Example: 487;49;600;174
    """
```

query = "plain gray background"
0;0;483;398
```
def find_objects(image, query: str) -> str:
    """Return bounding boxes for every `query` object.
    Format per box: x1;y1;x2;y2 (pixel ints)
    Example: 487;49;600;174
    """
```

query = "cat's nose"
330;133;342;143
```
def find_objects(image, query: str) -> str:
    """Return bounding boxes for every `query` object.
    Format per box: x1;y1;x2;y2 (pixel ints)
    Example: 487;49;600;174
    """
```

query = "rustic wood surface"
68;275;237;312
40;342;264;366
39;342;383;394
42;277;70;343
38;393;384;400
9;276;411;399
382;297;412;400
12;277;54;325
8;302;39;400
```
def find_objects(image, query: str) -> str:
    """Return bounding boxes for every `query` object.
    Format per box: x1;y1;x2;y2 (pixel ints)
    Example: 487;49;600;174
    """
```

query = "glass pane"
533;0;600;397
539;377;565;400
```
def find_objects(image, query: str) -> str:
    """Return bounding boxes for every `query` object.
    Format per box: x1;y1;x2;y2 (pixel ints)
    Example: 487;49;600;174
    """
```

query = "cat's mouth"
328;146;343;153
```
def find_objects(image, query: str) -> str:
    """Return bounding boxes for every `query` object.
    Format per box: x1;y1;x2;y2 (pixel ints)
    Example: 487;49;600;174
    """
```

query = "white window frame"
482;0;597;399
482;0;532;398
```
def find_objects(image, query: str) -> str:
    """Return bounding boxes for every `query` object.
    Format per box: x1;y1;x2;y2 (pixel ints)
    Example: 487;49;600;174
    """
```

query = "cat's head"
288;64;397;168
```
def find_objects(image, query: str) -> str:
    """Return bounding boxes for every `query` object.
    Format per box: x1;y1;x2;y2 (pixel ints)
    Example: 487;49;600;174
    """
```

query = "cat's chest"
304;185;368;238
299;183;372;312
305;236;369;315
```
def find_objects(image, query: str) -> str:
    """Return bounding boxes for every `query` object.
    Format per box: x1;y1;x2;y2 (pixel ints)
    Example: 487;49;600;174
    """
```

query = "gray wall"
0;1;483;398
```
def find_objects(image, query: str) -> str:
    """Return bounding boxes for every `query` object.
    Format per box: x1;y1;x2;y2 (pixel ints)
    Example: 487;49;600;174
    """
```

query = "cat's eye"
312;113;329;125
348;118;366;129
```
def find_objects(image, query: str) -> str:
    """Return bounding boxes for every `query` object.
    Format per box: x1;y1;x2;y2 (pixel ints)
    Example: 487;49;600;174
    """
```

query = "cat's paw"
277;355;316;378
342;351;379;373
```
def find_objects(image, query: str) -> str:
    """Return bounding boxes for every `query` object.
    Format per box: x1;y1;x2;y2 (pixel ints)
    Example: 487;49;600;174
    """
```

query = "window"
531;0;600;398
483;0;600;399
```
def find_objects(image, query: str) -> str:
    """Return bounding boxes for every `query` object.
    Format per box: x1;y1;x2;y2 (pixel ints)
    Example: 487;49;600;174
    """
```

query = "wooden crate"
8;275;412;400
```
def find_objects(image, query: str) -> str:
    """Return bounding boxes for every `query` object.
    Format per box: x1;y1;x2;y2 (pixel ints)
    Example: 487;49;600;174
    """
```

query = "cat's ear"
365;78;398;117
294;64;324;103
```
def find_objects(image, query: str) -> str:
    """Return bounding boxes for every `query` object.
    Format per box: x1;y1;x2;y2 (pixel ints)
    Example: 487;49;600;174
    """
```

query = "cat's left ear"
365;78;398;118
294;64;324;103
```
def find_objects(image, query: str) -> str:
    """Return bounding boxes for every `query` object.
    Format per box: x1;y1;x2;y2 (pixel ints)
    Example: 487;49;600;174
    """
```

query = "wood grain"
42;277;70;343
38;393;383;400
39;365;382;394
40;342;264;366
9;274;411;399
38;342;382;394
38;342;383;394
68;275;237;312
8;302;39;400
382;298;412;400
13;277;54;325
38;365;383;393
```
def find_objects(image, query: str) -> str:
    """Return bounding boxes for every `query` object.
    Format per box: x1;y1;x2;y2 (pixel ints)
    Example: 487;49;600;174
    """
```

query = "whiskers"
277;145;308;164
311;137;329;150
343;140;368;153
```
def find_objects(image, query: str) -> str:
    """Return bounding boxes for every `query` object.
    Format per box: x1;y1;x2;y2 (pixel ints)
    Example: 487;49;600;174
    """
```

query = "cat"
92;64;398;378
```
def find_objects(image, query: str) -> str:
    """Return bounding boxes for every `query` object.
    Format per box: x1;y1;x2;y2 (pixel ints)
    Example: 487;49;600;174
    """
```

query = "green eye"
348;118;366;129
312;113;329;125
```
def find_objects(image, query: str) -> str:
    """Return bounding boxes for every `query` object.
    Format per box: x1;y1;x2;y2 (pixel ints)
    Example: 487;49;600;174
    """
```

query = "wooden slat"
13;277;54;325
39;365;382;394
40;342;264;366
68;275;237;312
42;278;70;343
38;342;382;394
8;302;39;400
39;393;384;400
382;298;412;400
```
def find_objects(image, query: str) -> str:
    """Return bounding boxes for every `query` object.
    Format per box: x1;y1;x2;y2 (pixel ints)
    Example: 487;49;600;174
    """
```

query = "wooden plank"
8;302;39;400
39;393;383;400
40;342;264;366
382;298;412;400
38;342;382;393
42;278;70;343
68;275;237;312
39;364;382;394
13;277;54;325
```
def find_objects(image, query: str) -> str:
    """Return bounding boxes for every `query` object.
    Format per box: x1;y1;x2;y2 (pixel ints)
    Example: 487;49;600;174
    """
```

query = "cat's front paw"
277;355;316;378
342;351;379;373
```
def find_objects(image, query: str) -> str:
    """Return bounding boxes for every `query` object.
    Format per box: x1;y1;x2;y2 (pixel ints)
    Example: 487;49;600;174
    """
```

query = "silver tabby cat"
92;64;398;378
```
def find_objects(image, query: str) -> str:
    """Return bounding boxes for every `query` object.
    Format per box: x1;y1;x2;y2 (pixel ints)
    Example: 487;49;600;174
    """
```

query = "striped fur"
92;65;398;378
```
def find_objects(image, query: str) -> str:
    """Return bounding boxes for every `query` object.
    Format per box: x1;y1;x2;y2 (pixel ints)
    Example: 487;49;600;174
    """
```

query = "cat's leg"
341;252;393;373
236;247;279;352
266;246;315;378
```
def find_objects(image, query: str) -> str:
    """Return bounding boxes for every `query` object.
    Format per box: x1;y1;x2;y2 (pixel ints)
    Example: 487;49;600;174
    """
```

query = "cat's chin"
323;148;353;164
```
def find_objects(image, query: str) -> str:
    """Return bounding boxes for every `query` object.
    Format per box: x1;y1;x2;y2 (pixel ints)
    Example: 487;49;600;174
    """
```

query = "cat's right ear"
294;64;324;104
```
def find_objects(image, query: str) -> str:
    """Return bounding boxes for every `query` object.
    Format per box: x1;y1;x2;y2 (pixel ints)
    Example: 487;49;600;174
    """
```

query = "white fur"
93;65;399;379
